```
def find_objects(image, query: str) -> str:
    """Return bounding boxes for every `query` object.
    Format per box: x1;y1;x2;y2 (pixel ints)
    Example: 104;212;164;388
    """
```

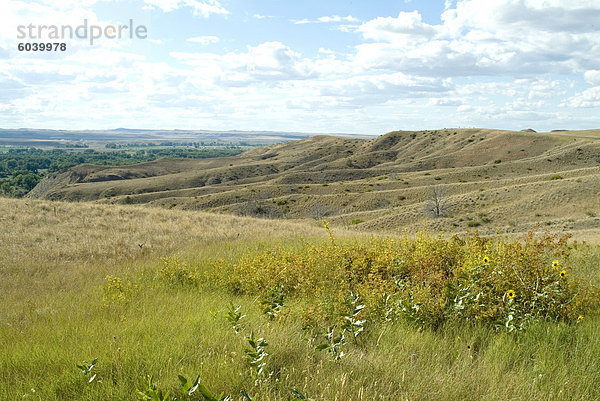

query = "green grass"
3;279;600;400
2;198;600;400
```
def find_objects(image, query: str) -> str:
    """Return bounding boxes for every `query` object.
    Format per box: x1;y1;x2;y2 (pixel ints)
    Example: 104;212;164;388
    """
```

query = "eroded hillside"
28;128;600;238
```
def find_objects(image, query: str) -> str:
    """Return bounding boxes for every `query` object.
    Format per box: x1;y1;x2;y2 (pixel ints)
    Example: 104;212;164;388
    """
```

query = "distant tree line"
0;146;245;197
106;141;245;148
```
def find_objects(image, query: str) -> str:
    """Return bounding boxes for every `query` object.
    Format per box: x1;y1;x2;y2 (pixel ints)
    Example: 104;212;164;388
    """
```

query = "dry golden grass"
1;197;330;260
26;128;600;240
0;197;334;304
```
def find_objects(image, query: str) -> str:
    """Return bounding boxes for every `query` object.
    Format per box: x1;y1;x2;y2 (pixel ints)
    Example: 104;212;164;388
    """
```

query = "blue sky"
1;0;600;135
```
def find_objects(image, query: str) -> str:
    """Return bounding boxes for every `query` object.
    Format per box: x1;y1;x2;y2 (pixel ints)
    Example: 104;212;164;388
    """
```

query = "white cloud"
584;70;600;85
0;0;100;47
317;15;359;23
567;87;600;108
318;73;450;101
253;14;273;19
428;97;462;106
186;35;219;45
31;0;101;9
142;0;229;17
355;0;600;77
358;11;436;40
171;42;319;86
294;15;359;24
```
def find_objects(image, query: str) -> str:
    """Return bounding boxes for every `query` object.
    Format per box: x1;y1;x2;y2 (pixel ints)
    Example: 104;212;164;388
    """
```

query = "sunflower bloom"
578;315;584;322
483;256;490;264
560;270;567;278
506;289;515;299
552;260;559;269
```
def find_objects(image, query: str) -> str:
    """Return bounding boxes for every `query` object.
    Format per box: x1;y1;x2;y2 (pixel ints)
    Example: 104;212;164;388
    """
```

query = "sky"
1;0;600;136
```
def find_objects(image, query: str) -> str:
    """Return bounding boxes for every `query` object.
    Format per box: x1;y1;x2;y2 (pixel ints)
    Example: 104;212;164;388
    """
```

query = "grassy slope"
28;129;600;240
2;197;600;400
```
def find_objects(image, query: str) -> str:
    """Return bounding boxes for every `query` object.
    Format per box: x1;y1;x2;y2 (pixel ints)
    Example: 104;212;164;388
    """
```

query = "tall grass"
1;198;600;400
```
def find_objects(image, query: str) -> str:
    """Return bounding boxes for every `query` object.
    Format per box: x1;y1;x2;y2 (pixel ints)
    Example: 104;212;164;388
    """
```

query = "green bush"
159;255;199;287
220;232;600;331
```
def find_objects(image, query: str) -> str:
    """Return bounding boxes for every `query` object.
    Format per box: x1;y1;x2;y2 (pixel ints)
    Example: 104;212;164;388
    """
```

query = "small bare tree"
424;185;451;218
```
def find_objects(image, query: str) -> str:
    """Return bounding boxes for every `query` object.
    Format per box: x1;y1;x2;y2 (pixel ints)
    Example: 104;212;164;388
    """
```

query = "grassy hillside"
2;197;600;400
28;128;600;239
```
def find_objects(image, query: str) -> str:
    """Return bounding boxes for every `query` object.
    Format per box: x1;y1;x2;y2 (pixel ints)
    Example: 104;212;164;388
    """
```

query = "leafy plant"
316;326;346;361
177;375;231;401
136;375;171;401
177;375;201;398
290;389;308;400
224;302;245;333
261;284;284;320
76;358;98;384
339;291;366;342
244;332;269;379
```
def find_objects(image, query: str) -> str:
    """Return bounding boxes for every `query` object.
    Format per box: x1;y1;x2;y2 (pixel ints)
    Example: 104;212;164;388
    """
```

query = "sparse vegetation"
15;129;600;236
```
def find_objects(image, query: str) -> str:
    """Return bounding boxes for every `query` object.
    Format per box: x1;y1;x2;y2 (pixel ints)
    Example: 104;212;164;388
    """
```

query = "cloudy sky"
1;0;600;135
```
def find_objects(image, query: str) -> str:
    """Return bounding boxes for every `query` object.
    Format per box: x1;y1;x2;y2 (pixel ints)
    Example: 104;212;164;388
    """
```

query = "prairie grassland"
1;197;600;400
28;129;600;239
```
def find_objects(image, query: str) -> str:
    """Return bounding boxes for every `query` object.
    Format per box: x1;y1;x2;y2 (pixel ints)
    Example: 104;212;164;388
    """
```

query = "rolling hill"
28;128;600;239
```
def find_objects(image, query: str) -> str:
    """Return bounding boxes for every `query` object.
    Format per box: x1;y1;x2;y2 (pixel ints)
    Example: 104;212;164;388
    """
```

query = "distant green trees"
0;170;41;197
0;146;246;197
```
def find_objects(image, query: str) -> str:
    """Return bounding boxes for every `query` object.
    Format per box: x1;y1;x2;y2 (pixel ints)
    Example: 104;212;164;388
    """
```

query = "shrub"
221;232;600;331
102;275;136;307
159;255;199;287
